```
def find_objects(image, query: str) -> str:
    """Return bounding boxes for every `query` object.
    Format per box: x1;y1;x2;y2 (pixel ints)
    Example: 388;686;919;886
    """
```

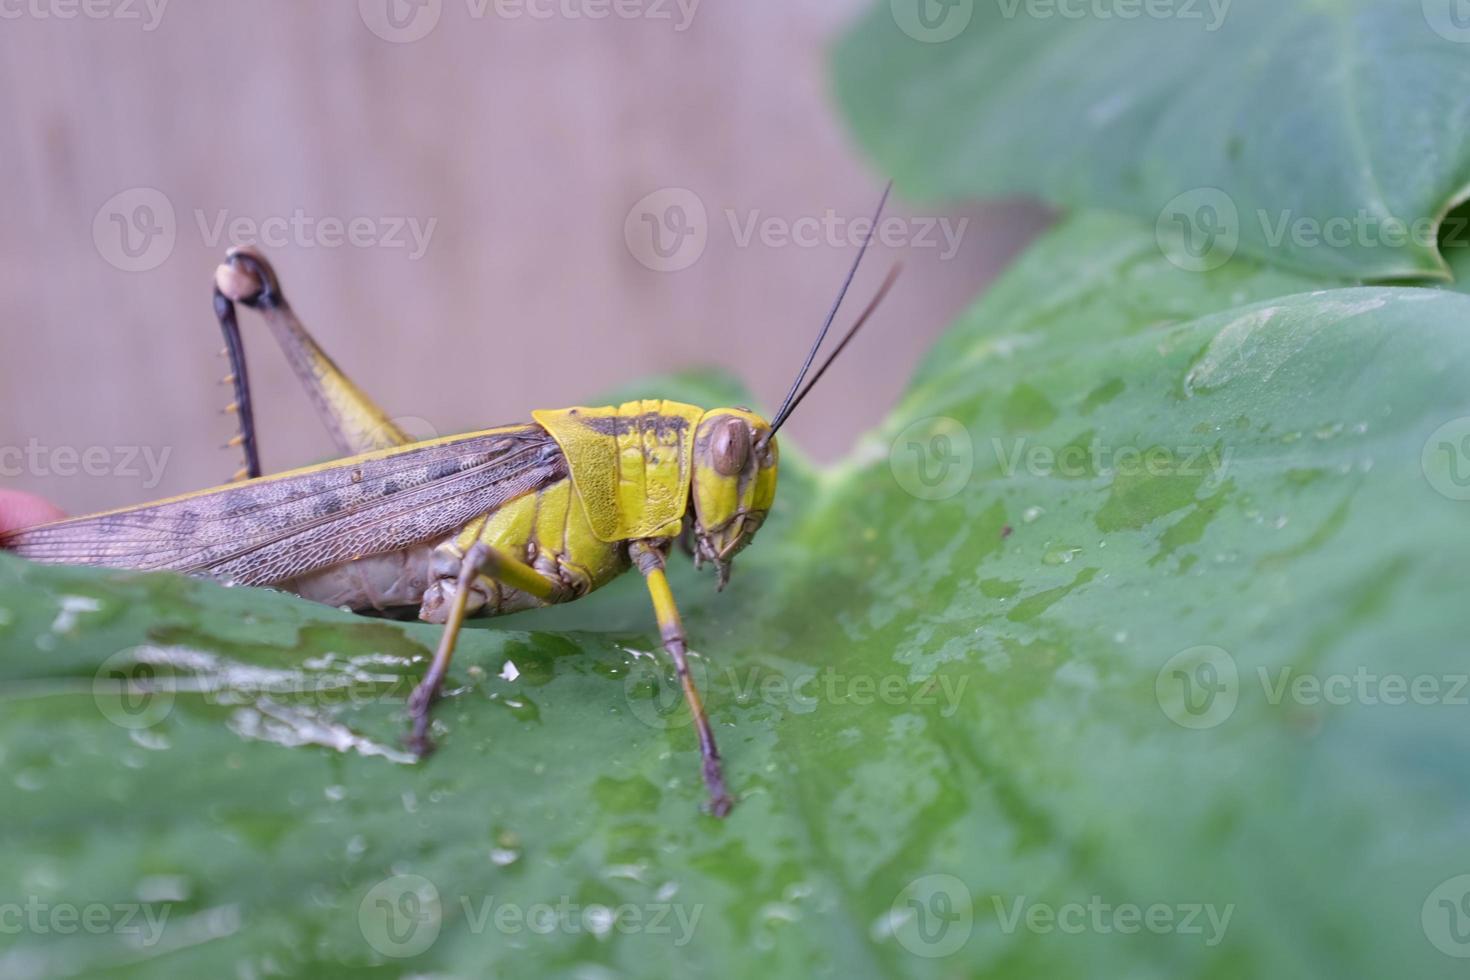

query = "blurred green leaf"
4;214;1470;977
834;0;1470;281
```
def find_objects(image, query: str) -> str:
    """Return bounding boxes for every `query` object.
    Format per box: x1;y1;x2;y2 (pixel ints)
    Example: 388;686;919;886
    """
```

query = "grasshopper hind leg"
210;247;412;481
213;284;262;480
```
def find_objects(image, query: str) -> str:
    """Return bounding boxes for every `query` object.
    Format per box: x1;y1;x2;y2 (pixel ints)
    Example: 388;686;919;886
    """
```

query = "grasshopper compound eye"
711;417;751;476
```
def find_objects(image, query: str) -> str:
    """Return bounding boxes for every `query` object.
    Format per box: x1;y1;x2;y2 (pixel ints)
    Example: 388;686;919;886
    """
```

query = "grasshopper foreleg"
629;540;735;818
406;541;562;756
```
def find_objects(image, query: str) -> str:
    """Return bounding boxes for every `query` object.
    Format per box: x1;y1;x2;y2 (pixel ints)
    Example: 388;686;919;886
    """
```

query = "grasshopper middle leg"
406;541;563;755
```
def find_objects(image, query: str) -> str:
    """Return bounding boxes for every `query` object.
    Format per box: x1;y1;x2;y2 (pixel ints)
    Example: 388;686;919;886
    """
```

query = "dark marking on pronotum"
579;412;690;439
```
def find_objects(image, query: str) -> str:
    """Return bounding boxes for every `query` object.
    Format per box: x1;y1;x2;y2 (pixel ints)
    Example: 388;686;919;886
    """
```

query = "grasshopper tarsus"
405;684;440;758
405;728;436;760
703;760;735;818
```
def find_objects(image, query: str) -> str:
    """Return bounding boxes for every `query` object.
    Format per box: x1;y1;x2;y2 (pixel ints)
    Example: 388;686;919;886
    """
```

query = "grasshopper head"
683;186;901;590
689;408;778;589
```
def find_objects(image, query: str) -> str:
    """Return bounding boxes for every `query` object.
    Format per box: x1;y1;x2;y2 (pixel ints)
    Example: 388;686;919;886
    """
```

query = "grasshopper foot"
706;791;735;819
703;756;735;818
405;681;439;758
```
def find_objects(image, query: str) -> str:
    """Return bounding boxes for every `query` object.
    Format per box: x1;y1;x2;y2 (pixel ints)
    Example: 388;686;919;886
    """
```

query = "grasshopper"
1;187;897;816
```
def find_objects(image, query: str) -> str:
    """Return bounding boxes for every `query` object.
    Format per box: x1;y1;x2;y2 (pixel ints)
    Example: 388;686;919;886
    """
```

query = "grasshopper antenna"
767;263;902;437
768;180;892;434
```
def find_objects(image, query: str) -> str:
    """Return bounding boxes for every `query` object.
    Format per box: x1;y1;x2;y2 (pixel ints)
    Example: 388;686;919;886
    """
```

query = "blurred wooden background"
0;0;1047;514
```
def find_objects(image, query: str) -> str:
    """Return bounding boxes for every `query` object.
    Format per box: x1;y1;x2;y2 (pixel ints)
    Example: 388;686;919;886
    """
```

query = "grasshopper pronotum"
2;187;898;816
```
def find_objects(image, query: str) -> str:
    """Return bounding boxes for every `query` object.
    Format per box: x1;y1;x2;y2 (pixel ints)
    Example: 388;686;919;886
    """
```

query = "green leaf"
834;0;1470;281
4;213;1469;977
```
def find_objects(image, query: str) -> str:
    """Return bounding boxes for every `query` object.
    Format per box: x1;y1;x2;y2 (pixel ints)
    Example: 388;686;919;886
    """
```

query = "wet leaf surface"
4;215;1470;977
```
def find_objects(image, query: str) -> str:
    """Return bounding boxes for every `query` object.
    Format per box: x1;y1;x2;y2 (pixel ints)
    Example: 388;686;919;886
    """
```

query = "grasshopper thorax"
689;408;778;589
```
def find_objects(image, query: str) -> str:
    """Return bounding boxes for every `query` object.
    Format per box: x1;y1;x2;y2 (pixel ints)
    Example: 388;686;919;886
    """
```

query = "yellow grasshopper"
2;189;897;816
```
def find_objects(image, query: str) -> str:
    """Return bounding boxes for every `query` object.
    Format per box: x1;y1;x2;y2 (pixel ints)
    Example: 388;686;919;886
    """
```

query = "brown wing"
1;424;566;587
